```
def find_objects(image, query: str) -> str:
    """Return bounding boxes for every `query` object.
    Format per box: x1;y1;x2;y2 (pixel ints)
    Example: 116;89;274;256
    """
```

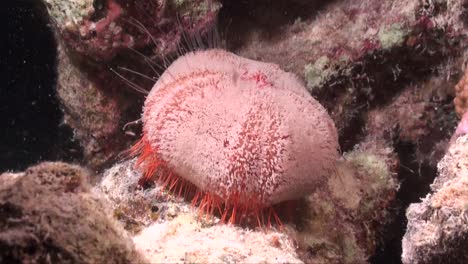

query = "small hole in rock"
151;204;159;213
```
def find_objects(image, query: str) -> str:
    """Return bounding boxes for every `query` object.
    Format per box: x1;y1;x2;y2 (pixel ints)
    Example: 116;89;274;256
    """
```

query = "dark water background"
0;1;80;172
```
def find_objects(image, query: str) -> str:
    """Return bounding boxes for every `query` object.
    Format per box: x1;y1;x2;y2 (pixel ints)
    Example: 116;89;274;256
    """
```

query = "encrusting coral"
132;49;339;225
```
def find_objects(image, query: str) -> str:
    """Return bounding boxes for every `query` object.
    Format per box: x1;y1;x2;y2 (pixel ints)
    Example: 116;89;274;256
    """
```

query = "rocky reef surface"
0;162;142;263
1;0;467;263
98;159;303;263
48;0;222;168
94;149;398;263
402;134;468;264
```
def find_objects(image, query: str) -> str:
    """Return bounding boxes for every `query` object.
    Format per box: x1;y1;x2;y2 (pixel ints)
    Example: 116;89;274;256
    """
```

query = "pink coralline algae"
132;49;339;224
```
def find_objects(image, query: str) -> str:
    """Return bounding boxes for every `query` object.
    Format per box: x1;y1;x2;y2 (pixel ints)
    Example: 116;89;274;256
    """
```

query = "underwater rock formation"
19;0;467;262
365;68;460;167
0;162;142;263
45;0;222;169
45;0;221;61
133;214;302;263
41;0;466;170
230;0;466;144
98;143;399;264
294;140;399;263
402;134;468;264
98;159;302;263
55;42;126;169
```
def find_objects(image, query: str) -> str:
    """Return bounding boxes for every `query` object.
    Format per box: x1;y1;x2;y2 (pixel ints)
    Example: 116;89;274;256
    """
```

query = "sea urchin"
132;49;339;224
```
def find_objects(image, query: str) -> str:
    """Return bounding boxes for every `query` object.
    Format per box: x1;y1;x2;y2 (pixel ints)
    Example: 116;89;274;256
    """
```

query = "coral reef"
402;135;468;264
0;162;143;263
19;0;467;262
45;0;221;61
43;0;466;171
360;61;463;261
229;0;466;143
364;67;460;167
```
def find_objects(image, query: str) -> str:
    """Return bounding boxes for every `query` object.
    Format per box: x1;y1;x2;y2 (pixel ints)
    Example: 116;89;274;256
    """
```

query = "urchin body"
134;49;338;220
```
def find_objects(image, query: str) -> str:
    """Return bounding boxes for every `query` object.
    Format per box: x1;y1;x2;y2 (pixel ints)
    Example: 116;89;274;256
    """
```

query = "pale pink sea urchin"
131;49;339;224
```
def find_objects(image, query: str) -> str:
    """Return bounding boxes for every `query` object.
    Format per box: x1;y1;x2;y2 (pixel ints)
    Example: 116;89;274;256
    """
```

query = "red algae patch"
132;49;339;224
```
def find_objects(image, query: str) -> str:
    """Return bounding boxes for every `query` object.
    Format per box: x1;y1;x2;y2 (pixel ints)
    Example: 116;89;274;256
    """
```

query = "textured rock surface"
46;0;222;169
402;135;468;264
133;214;301;263
0;162;142;263
56;42;127;168
98;159;187;233
295;141;399;263
451;111;468;144
364;66;460;167
45;0;221;61
97;159;302;263
229;0;467;147
24;0;468;262
99;145;398;264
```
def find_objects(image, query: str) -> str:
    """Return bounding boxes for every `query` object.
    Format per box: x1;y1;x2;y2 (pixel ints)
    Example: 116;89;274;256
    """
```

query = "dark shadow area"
0;1;82;172
219;0;332;50
370;141;438;264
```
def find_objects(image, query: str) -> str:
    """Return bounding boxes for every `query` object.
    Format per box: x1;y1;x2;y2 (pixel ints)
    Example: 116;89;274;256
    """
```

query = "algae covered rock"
56;42;125;169
97;159;303;263
44;0;222;169
295;140;399;264
231;0;466;139
96;136;400;264
133;213;301;263
402;135;468;264
45;0;221;61
0;162;142;263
